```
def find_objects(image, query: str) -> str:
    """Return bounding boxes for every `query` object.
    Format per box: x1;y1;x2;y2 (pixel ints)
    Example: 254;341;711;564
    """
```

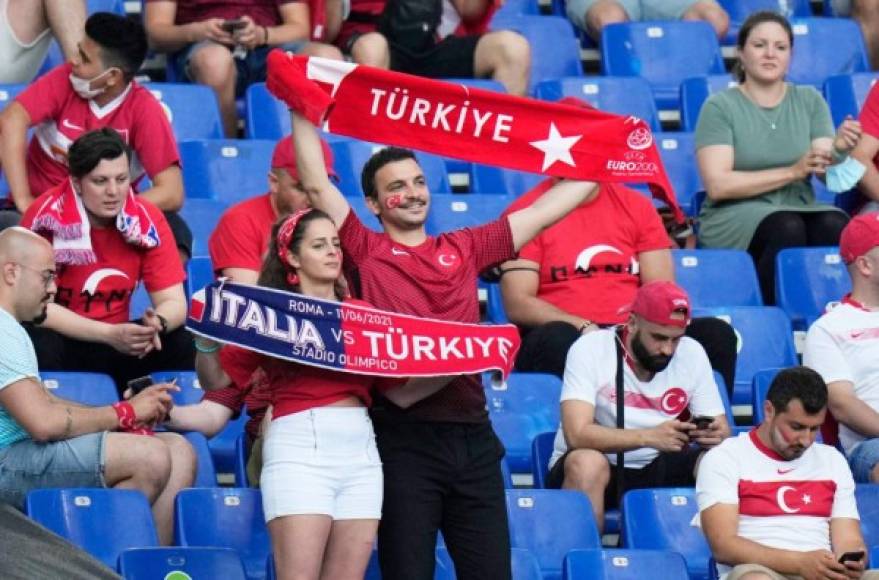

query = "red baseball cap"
271;135;337;182
623;281;691;328
840;212;879;264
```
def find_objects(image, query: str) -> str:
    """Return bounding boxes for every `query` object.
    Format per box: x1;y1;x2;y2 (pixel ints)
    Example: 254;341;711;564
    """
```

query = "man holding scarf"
267;61;599;580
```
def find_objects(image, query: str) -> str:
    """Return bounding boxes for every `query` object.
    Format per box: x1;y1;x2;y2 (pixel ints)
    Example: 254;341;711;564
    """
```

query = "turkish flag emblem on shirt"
738;480;836;517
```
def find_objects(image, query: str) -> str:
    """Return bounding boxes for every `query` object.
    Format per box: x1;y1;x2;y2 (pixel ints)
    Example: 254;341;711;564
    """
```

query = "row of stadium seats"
25;484;879;580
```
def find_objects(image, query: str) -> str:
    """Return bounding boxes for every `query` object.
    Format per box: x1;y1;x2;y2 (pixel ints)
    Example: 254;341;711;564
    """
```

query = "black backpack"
378;0;443;53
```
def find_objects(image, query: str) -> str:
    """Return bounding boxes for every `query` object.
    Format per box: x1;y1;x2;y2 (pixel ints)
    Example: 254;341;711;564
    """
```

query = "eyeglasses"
15;263;57;287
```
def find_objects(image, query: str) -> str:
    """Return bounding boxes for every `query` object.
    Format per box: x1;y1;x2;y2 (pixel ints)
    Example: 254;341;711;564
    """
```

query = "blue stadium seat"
713;371;740;432
510;547;544;580
787;19;870;88
563;548;691;580
444;78;508;93
621;487;712;580
693;306;798;407
535;76;661;132
179;198;228;257
531;431;556;490
210;411;248;475
26;488;159;569
824;73;879;127
506;489;601;580
679;74;737;132
427;193;515;235
501;456;515;489
0;83;24;109
857;484;879;550
182;431;219;487
151;370;204;406
187;255;214;297
144;83;224;140
485;372;562;472
490;15;583;93
673;249;763;308
601;21;725;111
129;283;151;319
331;139;451;198
775;247;851;330
175;488;270;580
88;0;126;14
235;432;250;487
118;547;248;580
751;368;783;424
871;545;879;570
469;165;545;195
717;0;812;45
245;82;290;140
656;132;703;215
40;371;118;406
485;283;509;324
179;139;276;203
494;0;541;17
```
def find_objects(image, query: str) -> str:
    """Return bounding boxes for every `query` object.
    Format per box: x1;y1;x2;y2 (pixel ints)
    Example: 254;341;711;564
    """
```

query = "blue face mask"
826;156;866;193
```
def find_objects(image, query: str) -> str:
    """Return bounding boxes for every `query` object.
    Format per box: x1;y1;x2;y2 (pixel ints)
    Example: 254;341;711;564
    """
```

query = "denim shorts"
848;438;879;483
173;40;308;97
0;432;107;509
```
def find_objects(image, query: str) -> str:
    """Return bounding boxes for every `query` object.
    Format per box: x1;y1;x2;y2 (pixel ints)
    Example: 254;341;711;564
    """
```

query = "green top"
695;84;840;250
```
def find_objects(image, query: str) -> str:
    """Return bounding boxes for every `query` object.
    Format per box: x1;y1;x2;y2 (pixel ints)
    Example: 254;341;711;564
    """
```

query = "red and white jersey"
804;296;879;454
15;63;179;198
551;328;725;469
696;430;859;579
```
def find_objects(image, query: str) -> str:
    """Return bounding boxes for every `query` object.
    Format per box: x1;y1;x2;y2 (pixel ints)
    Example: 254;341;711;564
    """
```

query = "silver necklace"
740;85;785;131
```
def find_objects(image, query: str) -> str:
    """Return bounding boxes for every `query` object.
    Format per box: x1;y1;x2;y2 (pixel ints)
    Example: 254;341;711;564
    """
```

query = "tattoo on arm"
62;406;73;439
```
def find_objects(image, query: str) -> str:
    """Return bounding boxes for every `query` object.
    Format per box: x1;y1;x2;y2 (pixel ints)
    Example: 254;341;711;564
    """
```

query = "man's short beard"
631;330;672;373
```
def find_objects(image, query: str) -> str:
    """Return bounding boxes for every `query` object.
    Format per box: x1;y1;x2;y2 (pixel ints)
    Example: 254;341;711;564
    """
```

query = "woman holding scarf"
193;208;448;580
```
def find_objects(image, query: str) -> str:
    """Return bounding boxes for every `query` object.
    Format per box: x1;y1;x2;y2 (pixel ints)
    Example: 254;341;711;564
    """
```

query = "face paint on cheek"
385;195;402;210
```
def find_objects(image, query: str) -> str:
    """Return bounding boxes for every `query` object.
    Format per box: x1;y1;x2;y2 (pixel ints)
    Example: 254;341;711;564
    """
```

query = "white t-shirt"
0;306;36;448
803;297;879;454
696;430;859;580
550;328;725;469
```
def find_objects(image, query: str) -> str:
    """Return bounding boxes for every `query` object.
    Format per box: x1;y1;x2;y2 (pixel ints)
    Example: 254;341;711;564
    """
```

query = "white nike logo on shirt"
391;247;409;256
61;118;84;131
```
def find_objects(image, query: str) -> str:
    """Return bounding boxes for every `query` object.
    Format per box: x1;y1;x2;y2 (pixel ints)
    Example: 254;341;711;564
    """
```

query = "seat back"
717;0;812;44
655;132;702;214
175;487;270;580
26;488;159;569
775;246;850;330
531;431;556;489
673;249;763;308
331;140;451;199
506;489;601;578
181;431;219;488
40;371;118;406
469;165;545;195
788;18;870;88
151;370;205;406
118;547;248;580
145;83;224;140
679;75;737;131
179;139;276;203
856;484;879;550
427;193;514;235
187;255;215;297
824;73;879;126
535;76;661;132
245;82;290;140
621;487;711;580
601;21;725;109
179;198;228;257
750;368;784;424
485;283;509;324
693;306;798;406
511;547;544;580
563;548;691;580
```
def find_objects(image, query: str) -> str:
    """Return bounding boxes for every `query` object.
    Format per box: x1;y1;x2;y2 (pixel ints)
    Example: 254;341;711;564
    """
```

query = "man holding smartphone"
547;281;730;531
697;367;878;580
143;0;345;137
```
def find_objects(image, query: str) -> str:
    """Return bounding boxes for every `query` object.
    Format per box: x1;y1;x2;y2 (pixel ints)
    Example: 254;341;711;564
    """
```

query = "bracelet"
194;338;221;353
261;25;270;47
111;401;136;430
578;321;595;334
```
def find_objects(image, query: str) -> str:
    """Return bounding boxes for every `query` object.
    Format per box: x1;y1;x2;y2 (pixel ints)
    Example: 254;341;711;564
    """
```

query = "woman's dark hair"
766;366;827;415
733;11;794;83
68;127;131;179
85;12;148;82
257;209;346;300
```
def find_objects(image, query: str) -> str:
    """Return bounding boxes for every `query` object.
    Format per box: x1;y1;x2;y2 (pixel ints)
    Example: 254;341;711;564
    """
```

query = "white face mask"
68;68;114;100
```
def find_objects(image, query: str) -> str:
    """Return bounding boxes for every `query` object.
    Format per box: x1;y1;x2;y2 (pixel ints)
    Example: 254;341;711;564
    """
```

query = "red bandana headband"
277;208;313;286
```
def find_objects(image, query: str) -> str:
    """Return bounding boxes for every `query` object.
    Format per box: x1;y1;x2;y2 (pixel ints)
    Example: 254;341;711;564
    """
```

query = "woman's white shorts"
261;407;382;522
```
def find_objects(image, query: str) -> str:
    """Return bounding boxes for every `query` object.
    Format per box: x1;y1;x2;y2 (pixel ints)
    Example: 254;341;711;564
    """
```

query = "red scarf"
266;51;683;222
29;179;160;265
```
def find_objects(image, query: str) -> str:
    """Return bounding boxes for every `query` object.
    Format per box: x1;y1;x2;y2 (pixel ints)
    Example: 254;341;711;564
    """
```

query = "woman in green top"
695;10;861;304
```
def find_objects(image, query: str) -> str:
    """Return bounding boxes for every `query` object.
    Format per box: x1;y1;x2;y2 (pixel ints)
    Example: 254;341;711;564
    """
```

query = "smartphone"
221;19;247;33
127;376;154;396
838;551;865;564
692;415;714;430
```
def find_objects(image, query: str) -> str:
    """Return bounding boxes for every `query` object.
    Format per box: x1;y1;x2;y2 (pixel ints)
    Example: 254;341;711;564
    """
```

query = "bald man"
0;228;195;544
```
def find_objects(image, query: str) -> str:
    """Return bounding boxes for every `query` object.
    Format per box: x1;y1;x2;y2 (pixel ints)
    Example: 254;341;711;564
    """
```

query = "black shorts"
546;447;702;509
386;34;482;79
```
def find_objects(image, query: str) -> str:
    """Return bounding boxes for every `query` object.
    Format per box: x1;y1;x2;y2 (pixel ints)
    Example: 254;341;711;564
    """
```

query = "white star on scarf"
529;123;582;172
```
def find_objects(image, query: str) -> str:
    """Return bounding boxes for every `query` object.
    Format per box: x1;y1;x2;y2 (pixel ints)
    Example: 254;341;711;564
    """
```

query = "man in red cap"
804;212;879;484
208;134;337;285
546;280;730;530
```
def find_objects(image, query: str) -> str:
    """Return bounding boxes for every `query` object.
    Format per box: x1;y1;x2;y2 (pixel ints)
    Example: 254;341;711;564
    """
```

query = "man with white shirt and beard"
697;366;877;580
